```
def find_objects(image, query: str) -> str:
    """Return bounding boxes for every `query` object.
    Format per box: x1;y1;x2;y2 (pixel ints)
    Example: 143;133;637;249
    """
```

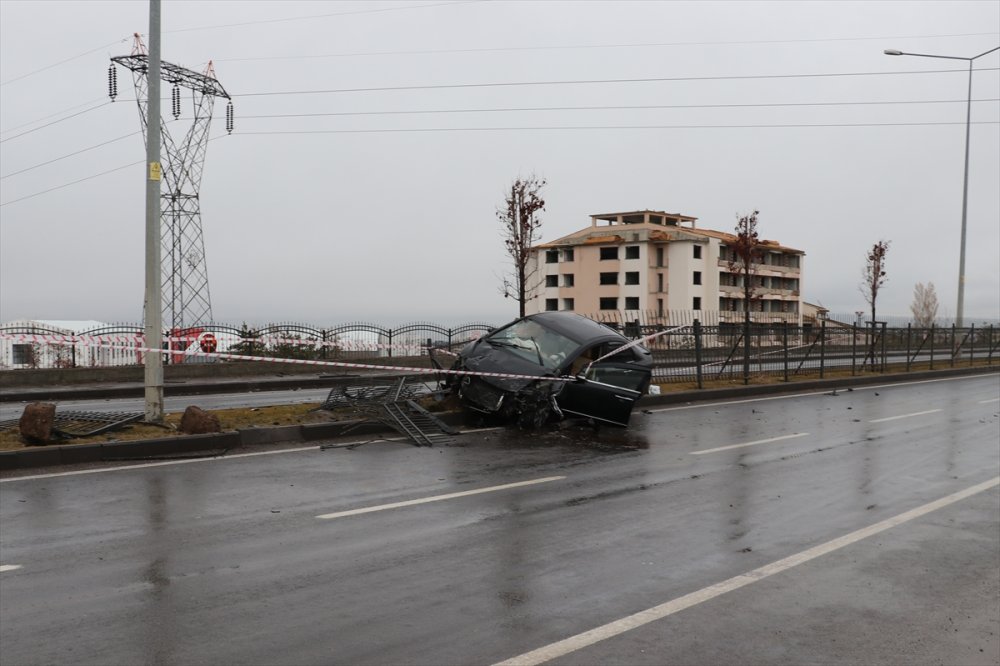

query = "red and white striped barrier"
18;338;576;384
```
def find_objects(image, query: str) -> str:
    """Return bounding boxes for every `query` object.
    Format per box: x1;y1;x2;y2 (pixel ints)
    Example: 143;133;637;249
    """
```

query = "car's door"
555;342;650;426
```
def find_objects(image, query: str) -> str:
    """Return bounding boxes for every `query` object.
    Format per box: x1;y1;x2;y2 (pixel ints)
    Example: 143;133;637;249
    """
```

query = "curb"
1;366;996;471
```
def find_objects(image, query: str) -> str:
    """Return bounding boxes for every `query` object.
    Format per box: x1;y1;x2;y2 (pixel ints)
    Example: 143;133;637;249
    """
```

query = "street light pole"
883;46;999;327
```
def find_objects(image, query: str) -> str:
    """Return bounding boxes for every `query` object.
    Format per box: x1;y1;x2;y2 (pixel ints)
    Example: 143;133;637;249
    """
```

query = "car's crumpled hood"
459;342;551;392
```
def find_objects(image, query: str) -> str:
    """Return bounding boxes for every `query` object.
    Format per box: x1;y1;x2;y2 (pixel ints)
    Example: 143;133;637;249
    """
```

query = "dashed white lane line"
690;433;809;455
316;476;565;520
493;475;1000;666
980;398;1000;404
0;565;23;573
869;409;942;424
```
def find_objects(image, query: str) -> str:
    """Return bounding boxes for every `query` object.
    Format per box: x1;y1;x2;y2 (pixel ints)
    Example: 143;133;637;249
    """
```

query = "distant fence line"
1;317;998;384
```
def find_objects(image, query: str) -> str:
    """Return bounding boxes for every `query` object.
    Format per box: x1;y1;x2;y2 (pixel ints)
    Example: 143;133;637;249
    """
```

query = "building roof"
536;210;803;254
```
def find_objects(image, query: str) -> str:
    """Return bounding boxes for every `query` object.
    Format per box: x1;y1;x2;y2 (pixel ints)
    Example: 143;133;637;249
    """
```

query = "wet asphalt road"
1;374;998;666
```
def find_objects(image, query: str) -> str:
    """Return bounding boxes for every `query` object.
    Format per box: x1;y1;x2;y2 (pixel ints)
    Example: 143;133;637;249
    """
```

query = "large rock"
179;406;222;435
20;402;56;444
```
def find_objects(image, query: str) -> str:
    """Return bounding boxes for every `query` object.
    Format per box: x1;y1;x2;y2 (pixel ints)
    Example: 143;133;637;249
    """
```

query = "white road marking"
493;476;1000;666
690;433;809;455
0;427;509;484
0;445;322;483
979;397;1000;404
869;409;942;424
316;476;565;520
0;564;23;573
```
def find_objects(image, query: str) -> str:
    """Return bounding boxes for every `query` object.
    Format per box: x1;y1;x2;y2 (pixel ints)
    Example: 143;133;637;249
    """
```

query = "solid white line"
980;397;1000;404
493;476;1000;666
0;445;322;483
316;476;565;520
869;409;942;424
690;432;809;455
0;564;23;573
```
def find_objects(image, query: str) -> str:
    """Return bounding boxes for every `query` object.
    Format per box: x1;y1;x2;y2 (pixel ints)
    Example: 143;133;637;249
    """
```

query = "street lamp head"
883;49;904;56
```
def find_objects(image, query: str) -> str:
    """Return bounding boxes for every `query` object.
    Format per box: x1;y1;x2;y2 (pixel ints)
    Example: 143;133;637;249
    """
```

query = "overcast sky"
1;0;997;326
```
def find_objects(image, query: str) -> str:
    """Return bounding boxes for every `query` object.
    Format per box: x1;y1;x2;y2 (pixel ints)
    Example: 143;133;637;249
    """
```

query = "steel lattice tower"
110;35;231;331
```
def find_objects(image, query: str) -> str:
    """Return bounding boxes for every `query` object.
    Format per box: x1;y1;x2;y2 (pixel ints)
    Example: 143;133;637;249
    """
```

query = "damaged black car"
444;312;653;428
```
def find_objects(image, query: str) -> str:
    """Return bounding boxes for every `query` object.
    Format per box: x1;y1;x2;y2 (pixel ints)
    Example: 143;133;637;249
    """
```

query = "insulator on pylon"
171;84;181;119
225;101;234;134
108;65;118;101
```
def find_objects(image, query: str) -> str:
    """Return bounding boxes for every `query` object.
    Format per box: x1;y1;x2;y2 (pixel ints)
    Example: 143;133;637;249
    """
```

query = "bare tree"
860;240;890;370
909;281;939;328
498;175;546;317
860;240;890;325
726;210;763;384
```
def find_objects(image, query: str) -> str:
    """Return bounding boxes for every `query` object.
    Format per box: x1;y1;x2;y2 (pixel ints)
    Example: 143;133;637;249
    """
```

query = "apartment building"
525;210;805;323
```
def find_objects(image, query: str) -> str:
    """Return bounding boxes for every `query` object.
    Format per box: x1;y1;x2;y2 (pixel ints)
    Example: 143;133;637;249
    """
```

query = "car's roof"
525;311;627;344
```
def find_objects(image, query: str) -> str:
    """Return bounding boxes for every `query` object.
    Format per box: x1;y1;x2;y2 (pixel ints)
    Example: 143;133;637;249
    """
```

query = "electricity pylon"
110;34;232;331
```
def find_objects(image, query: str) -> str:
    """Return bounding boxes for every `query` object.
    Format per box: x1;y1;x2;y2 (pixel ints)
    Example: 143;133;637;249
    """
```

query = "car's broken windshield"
487;319;576;370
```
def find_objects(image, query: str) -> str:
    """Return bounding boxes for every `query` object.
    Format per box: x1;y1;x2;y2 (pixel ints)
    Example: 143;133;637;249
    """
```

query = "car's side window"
586;366;646;391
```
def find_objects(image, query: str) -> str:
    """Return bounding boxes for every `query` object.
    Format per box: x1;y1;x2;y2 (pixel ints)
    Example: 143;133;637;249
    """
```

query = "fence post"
321;329;328;360
851;323;857;376
782;322;789;382
905;323;912;372
387;329;393;358
990;325;995;366
447;328;453;350
969;324;975;366
929;324;935;370
819;320;826;379
71;336;77;368
881;322;888;372
693;318;703;390
950;324;956;368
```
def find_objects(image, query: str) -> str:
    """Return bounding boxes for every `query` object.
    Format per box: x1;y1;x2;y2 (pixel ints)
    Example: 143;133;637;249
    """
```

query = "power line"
1;131;140;180
0;97;111;135
0;160;142;208
0;102;112;144
215;31;1000;63
236;98;1000;120
0;38;129;87
0;135;228;208
232;67;1000;98
236;120;1000;136
166;0;480;34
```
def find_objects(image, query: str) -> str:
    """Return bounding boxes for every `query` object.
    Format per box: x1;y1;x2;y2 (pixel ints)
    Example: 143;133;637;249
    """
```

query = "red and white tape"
23;338;575;384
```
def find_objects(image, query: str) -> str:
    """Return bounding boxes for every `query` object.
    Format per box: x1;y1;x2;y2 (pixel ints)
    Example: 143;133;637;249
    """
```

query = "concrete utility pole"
144;0;164;422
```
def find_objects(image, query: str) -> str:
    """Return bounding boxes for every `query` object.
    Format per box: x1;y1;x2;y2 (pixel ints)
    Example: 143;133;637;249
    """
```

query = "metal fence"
646;321;998;386
1;319;996;388
0;321;495;369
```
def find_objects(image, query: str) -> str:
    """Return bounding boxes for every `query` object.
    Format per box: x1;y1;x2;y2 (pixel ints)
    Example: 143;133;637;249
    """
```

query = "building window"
545;275;558;288
545;250;559;264
693;245;702;259
600;246;619;261
562;274;575;287
656;247;664;267
693;271;702;285
600;272;618;285
600;297;618;310
625;297;640;310
657;273;664;292
657;298;664;315
625;271;640;285
625;245;640;259
561;248;575;262
562;298;575;311
545;298;558;311
12;343;33;365
693;297;702;310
